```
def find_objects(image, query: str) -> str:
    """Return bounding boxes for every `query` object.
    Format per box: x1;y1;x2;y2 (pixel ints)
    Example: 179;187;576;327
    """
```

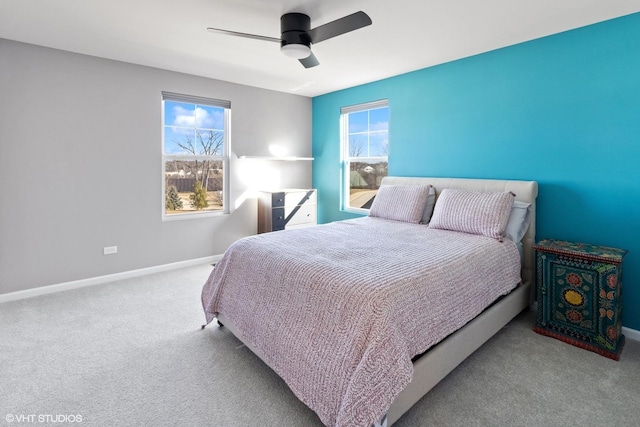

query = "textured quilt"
201;217;521;426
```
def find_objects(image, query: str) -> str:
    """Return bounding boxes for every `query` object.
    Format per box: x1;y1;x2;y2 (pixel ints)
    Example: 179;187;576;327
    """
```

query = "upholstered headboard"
381;176;538;294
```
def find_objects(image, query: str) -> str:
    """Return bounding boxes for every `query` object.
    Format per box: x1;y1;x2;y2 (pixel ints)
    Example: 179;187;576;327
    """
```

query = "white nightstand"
257;189;317;233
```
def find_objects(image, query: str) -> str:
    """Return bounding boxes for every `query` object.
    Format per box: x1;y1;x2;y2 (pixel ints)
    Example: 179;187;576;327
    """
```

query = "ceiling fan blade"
308;11;372;44
299;51;319;68
207;27;280;43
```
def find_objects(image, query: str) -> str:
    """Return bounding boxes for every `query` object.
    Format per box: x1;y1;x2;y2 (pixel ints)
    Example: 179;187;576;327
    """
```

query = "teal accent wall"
312;13;640;330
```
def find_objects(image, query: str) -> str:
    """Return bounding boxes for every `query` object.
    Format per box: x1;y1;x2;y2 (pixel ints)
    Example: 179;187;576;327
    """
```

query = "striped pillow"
369;184;431;224
428;189;515;239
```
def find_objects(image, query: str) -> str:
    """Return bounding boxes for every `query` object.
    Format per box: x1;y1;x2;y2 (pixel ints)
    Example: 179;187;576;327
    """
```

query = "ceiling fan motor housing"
280;13;312;48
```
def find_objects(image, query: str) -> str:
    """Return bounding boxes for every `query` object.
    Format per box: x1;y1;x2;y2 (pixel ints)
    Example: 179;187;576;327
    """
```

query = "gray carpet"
1;264;639;426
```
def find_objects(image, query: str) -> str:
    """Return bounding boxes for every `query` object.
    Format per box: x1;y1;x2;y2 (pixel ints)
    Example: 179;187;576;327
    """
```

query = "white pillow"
420;186;437;224
369;184;431;224
428;189;514;239
504;200;532;242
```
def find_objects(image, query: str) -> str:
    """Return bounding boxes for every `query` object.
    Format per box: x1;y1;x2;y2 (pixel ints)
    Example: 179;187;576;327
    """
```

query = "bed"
201;176;538;426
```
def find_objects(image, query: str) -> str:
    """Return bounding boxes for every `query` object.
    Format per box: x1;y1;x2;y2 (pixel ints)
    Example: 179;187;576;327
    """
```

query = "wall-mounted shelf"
237;156;314;161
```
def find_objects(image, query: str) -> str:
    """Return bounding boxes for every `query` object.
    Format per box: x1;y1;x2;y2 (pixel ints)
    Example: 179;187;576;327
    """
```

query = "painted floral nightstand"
533;239;627;360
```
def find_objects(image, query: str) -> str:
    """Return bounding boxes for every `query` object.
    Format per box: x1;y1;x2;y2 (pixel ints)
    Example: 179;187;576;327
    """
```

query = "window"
340;100;389;213
162;92;230;219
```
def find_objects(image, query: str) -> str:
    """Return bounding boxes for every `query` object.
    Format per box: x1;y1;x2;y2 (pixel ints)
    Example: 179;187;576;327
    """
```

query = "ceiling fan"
207;11;372;68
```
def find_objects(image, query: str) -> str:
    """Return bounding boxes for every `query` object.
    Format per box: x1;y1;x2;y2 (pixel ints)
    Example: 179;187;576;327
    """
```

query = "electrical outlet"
103;246;118;255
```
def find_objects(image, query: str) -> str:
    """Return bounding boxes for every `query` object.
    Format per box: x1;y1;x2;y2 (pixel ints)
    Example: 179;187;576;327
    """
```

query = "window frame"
340;99;389;214
161;92;231;221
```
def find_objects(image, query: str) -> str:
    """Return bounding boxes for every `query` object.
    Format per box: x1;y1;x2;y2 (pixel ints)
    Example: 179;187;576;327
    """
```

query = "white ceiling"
1;0;639;97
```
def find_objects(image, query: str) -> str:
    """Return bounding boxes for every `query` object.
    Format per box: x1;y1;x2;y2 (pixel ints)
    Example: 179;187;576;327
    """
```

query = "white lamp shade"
281;44;311;59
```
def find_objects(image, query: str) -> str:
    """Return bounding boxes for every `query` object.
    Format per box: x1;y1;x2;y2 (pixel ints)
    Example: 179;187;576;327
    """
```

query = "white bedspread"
202;217;521;426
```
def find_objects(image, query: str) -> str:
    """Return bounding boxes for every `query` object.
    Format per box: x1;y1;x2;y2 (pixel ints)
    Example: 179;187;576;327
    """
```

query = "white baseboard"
622;326;640;342
0;255;222;304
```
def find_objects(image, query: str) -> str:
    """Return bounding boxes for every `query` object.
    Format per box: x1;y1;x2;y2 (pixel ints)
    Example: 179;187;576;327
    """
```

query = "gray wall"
0;39;312;294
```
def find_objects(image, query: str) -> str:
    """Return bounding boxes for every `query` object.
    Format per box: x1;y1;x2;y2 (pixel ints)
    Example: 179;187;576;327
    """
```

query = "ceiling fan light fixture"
281;43;311;59
208;10;371;68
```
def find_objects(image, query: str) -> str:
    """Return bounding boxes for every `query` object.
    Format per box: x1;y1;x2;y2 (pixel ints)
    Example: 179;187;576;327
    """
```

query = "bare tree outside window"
171;130;223;186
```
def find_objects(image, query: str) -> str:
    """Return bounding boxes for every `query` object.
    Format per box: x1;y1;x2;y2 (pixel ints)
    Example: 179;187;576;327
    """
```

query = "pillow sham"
428;189;514;239
369;184;431;224
420;185;437;224
504;200;532;243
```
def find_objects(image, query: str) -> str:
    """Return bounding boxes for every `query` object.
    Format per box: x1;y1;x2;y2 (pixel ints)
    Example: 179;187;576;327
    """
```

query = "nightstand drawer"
271;190;316;208
271;204;317;229
285;203;317;226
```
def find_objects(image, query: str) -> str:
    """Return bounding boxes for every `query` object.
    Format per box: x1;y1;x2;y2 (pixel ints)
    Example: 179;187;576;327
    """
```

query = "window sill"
237;156;314;161
162;210;228;221
342;207;369;216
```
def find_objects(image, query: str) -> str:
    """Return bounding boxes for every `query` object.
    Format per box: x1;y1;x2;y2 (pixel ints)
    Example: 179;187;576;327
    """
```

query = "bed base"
386;280;530;424
215;281;530;426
